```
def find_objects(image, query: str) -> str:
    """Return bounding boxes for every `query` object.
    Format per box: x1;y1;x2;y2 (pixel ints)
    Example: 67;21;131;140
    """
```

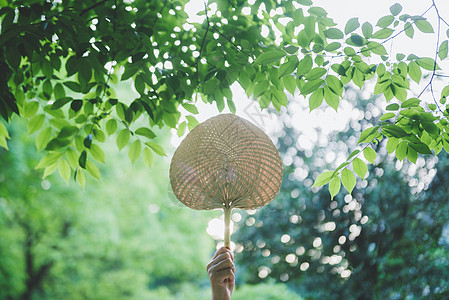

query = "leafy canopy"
1;0;449;197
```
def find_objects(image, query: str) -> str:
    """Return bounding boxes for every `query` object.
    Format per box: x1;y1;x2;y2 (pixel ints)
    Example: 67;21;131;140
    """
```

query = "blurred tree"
234;90;449;299
0;119;214;299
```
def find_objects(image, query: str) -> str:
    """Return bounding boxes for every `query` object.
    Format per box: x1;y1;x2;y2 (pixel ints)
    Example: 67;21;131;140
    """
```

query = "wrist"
211;286;231;300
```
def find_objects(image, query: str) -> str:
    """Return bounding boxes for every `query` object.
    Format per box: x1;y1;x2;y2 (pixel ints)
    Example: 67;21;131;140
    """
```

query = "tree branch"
196;2;211;88
418;0;444;115
211;25;241;51
79;0;110;16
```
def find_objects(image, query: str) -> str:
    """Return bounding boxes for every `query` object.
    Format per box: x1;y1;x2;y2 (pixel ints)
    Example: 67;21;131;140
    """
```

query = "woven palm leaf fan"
169;113;283;247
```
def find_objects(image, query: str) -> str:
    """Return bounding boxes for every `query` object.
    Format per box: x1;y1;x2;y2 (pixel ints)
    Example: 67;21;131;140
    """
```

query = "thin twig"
211;25;241;51
196;2;210;88
417;0;444;115
79;0;109;16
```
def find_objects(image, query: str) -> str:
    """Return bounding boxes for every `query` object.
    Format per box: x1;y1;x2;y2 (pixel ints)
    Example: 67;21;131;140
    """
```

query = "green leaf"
325;42;341;52
42;163;58;179
352;157;367;179
0;136;8;150
58;159;71;183
361;22;373;38
348;35;365;47
382;124;407;138
344;47;356;56
135;127;156;139
78;150;87;168
86;161;100;179
367;41;387;55
415;19;434;33
387;137;400;154
376;15;394;28
409;142;432;154
134;74;145;94
379;112;396;121
372;28;394;39
45;137;71;151
284;45;299;54
254;50;286;65
52;97;72;110
128;140;141;165
386;103;400;110
106;119;117;135
254;80;269;97
301;79;324;95
363;147;376;164
143;147;154;168
297;55;313;76
390;3;402;16
36;152;63;169
341;169;356;194
438;40;448;60
203;78;220;94
404;22;414;38
65;56;79;77
70;100;83;113
407;146;418;163
83;134;93;148
297;0;312;5
116;129;130;151
312;170;335;187
64;81;82;93
76;169;86;187
401;97;420;108
66;148;79;169
182;103;199;114
345;18;360;35
348;149;360;160
309;88;324;111
308;7;327;17
177;121;186;137
54;83;66;99
324;86;339;111
329;177;341;199
79;59;92;85
283;75;296;95
416;57;438;71
324;28;344;39
227;99;236;114
186;115;200;130
395;141;408;160
23;101;40;117
145;141;166;156
326;75;343;96
306;67;327;81
121;64;139;81
90;144;105;163
28;114;45;134
0;122;9;140
358;126;380;144
408;61;422;83
278;56;299;78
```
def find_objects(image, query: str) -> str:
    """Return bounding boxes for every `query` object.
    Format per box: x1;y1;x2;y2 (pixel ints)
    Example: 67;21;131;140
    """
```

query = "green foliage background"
1;0;449;298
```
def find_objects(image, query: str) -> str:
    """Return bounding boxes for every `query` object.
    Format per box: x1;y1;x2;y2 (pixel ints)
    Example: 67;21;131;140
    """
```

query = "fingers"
208;253;234;272
207;247;235;280
210;268;235;283
212;246;234;260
